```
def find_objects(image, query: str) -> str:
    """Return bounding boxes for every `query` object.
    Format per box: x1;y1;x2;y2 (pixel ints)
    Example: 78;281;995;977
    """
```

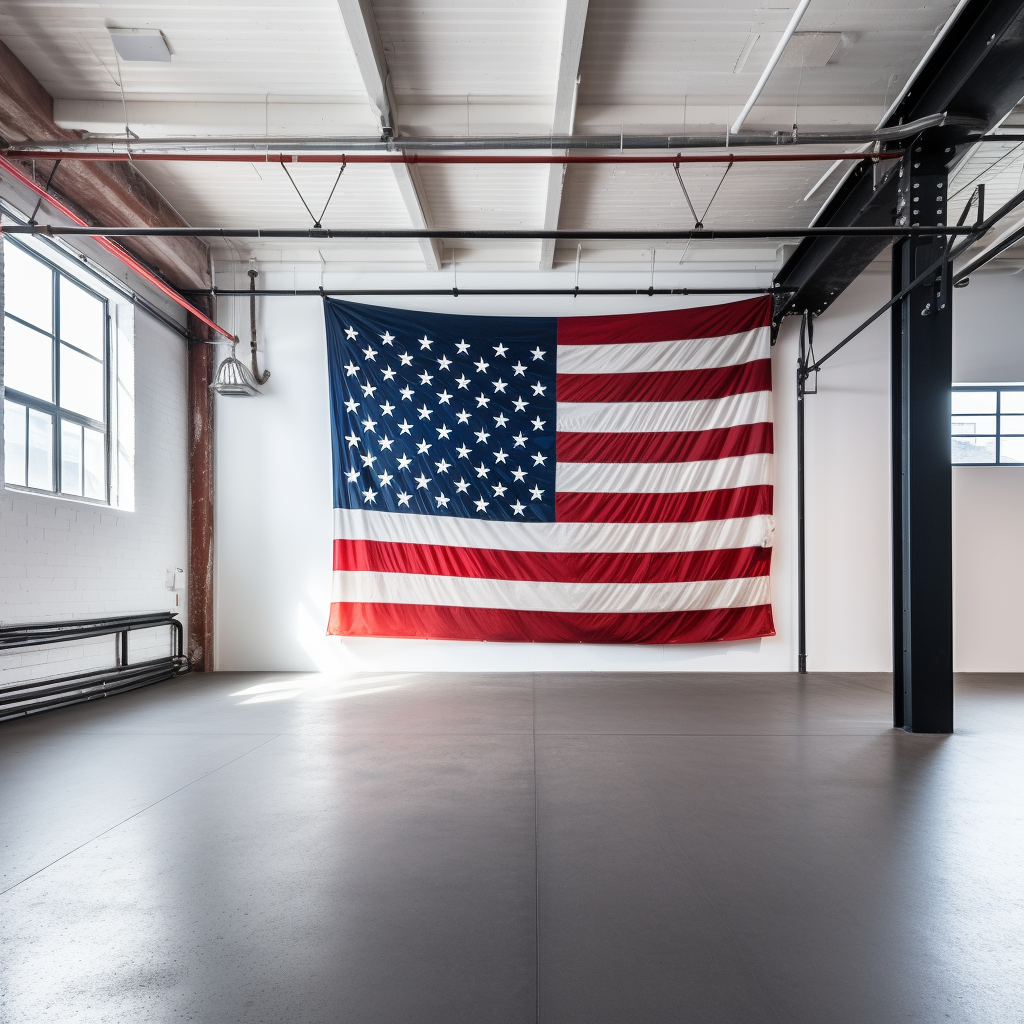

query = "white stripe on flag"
557;389;772;435
555;453;773;494
334;508;775;553
556;327;769;375
331;570;771;614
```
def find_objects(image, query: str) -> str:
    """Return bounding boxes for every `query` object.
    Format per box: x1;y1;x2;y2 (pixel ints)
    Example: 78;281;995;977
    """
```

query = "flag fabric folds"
325;296;776;644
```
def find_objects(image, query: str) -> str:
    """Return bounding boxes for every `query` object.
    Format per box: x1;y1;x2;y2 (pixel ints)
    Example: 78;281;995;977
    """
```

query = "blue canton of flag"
325;300;558;521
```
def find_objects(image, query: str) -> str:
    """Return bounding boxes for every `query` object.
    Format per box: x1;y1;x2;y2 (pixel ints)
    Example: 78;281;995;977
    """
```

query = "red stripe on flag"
329;601;775;644
555;485;772;524
557;359;771;404
557;422;774;464
557;296;772;346
334;539;771;584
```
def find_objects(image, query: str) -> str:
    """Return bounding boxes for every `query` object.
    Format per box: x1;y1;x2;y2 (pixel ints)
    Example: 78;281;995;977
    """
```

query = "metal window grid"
3;237;111;503
951;384;1024;466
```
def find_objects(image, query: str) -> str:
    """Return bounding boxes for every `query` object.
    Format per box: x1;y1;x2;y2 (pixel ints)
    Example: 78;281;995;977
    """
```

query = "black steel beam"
775;0;1024;319
892;143;955;734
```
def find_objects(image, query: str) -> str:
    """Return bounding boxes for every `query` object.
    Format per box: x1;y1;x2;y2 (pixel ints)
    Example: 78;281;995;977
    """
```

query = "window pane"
1000;414;1024;435
59;344;104;421
59;277;104;359
999;391;1024;414
60;420;83;496
952;390;996;414
3;241;52;332
952;414;996;436
952;436;996;463
3;317;53;401
27;409;53;490
4;400;27;487
1000;436;1024;464
83;426;105;500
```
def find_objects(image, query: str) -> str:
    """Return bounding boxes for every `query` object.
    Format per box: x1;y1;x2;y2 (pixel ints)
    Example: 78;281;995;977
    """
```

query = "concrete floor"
1;671;1022;1024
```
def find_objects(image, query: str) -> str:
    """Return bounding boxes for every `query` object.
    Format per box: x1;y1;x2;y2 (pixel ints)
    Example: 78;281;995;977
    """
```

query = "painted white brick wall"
1;308;189;684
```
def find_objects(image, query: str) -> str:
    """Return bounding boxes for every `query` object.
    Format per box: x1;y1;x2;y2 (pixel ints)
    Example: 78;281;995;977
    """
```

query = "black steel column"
891;239;905;728
796;313;809;674
891;138;954;733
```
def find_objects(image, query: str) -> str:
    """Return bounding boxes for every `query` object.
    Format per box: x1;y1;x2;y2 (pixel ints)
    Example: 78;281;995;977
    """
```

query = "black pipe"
0;612;188;721
809;180;1024;372
0;200;191;343
954;220;1024;281
192;286;777;298
796;313;809;675
0;224;980;241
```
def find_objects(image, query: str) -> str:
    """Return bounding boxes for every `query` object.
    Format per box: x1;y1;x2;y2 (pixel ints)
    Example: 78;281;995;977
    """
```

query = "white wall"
802;272;894;671
952;273;1024;671
802;267;1024;672
1;271;189;682
212;265;1024;675
214;270;797;673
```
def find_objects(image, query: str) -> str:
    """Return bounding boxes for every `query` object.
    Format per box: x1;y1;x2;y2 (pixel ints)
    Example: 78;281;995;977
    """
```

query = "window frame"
951;384;1024;467
3;237;112;503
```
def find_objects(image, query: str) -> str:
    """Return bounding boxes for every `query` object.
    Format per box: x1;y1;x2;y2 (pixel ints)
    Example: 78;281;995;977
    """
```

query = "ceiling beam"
0;39;210;291
775;0;1024;319
539;0;590;271
335;0;442;271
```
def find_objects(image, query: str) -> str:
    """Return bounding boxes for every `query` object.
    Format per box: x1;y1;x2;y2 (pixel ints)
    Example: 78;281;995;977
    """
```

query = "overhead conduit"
0;153;234;341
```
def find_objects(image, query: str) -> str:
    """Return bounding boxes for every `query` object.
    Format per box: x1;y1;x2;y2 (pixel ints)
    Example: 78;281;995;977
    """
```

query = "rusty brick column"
187;302;216;671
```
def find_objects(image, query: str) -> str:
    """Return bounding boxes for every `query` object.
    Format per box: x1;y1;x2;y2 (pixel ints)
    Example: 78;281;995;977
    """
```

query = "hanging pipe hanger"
248;265;271;385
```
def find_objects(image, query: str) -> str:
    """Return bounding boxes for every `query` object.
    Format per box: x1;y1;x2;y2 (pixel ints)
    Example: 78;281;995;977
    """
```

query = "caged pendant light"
210;265;271;397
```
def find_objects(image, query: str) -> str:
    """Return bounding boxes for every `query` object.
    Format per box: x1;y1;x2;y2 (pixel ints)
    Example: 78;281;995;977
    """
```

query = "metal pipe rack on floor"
0;612;190;722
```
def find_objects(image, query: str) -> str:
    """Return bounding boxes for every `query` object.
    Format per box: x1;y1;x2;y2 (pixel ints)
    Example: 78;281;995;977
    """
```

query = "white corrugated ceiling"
2;0;1021;275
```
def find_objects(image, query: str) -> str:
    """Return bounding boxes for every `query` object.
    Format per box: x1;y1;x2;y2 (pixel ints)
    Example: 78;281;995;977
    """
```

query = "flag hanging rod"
182;287;778;298
2;149;905;166
1;225;977;241
1;112;981;156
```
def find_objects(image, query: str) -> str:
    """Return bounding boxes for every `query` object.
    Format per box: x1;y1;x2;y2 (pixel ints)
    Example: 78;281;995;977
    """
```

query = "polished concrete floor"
1;670;1023;1024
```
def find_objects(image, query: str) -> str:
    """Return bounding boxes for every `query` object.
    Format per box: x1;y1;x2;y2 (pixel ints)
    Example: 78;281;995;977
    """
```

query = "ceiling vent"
778;32;842;68
108;29;171;63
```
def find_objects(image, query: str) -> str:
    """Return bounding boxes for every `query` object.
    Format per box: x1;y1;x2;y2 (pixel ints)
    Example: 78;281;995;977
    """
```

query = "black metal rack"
0;612;189;722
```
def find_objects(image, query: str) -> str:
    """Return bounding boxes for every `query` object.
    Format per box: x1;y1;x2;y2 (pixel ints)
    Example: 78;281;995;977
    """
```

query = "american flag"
325;296;775;644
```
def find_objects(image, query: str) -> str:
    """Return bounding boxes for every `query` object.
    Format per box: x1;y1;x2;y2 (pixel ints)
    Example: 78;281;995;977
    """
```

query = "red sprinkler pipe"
0;153;234;341
1;150;903;166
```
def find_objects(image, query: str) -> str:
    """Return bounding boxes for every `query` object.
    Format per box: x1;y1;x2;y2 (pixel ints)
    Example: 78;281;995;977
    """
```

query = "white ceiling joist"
335;0;442;271
539;0;590;271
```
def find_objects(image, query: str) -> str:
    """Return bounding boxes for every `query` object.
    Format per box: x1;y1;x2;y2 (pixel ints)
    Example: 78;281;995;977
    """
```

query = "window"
3;239;110;501
951;385;1024;465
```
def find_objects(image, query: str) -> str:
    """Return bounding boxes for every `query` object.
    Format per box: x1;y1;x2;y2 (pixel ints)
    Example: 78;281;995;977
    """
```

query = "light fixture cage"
210;342;262;397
